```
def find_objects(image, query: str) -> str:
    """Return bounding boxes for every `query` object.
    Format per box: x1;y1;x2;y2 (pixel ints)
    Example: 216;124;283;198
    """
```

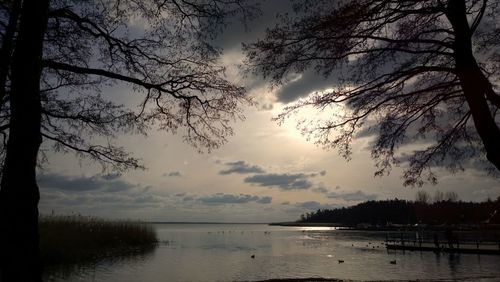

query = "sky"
37;0;500;223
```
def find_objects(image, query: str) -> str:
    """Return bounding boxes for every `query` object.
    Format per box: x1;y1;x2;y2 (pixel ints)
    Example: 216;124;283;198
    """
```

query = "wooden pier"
385;231;500;255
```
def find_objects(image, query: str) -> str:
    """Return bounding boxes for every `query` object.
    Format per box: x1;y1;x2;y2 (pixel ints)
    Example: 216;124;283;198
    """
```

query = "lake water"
45;224;500;281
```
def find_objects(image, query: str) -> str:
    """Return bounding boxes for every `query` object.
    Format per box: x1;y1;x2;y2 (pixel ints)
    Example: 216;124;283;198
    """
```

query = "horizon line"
148;221;272;224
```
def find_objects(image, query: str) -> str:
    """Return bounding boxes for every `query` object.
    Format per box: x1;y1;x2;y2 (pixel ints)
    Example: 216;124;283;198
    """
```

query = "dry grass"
39;214;158;266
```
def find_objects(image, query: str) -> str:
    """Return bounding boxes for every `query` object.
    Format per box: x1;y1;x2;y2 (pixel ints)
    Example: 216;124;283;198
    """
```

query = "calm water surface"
46;224;500;281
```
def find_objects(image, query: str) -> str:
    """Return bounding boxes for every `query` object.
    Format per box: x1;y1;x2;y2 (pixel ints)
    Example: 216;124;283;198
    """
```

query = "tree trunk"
445;0;500;171
0;0;21;105
0;0;49;281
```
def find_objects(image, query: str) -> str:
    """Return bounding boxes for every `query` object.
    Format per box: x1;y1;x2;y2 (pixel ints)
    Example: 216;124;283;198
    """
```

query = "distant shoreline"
269;222;346;227
269;222;500;231
148;222;500;231
150;222;348;227
149;221;270;225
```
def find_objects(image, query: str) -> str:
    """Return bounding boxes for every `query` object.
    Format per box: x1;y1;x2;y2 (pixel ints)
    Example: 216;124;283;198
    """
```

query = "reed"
39;214;158;266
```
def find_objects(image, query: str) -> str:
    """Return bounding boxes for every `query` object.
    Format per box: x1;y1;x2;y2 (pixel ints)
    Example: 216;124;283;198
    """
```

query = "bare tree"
244;0;500;186
0;0;256;280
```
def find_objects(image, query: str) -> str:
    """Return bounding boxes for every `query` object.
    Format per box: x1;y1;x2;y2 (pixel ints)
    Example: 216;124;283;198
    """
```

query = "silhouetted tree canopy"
299;197;500;226
0;0;256;172
245;0;500;186
0;0;256;280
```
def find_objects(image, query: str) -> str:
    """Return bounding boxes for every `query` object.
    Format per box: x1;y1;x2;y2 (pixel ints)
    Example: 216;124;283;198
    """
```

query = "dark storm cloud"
355;125;378;138
211;0;291;50
327;190;378;202
244;173;314;190
219;160;265;175
38;173;135;192
101;173;122;180
210;0;337;104
197;193;272;205
275;69;341;103
207;0;298;96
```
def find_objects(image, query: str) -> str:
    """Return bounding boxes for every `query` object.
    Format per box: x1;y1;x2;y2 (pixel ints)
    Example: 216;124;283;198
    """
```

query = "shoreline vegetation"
39;215;158;268
271;197;500;230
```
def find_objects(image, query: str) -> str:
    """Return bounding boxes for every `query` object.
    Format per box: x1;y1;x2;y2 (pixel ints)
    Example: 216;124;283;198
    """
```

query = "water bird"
251;255;255;259
338;260;344;263
390;260;397;264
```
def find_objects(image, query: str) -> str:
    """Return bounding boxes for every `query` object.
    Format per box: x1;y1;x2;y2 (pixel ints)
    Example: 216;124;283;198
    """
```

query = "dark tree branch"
245;0;500;185
41;132;142;170
470;0;487;34
42;60;183;97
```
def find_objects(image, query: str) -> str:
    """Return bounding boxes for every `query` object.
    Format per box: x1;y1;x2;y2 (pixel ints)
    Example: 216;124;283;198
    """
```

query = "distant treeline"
298;197;500;226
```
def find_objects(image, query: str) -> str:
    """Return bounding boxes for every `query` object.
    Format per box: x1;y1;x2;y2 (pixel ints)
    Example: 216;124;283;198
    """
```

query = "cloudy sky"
37;1;500;223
